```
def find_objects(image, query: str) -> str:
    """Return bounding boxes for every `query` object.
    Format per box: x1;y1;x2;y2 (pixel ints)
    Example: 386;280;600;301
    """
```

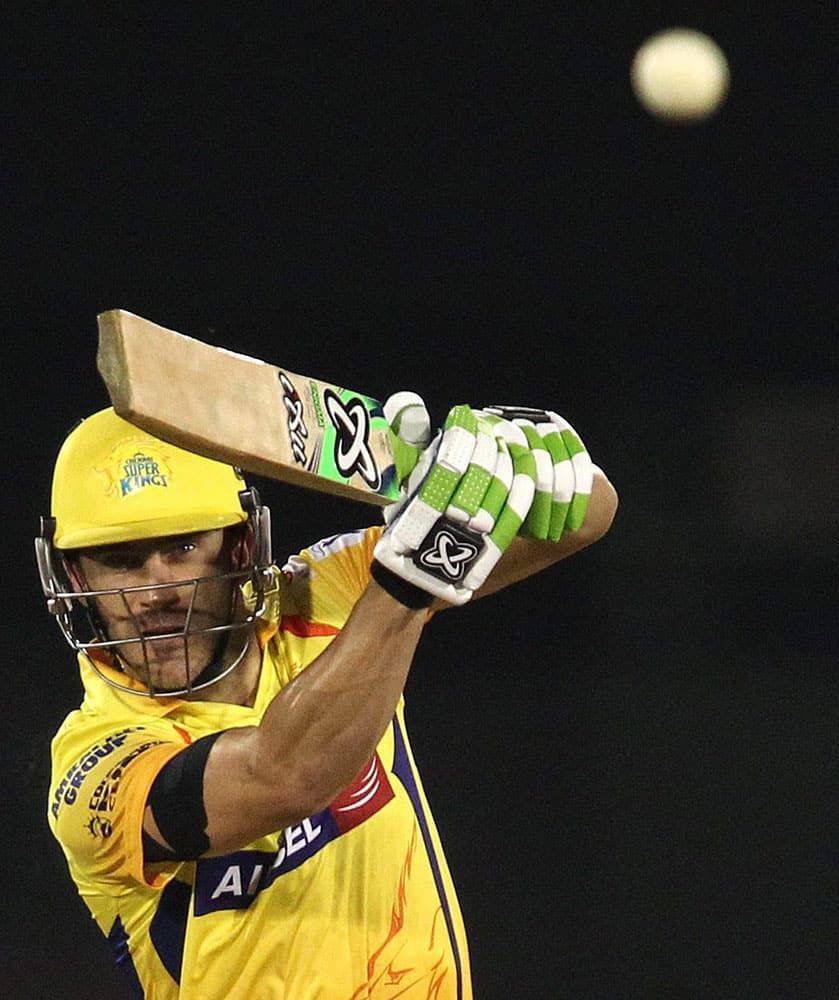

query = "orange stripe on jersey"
279;615;341;638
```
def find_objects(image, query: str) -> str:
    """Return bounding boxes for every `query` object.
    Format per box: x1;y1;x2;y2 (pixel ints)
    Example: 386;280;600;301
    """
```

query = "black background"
4;5;838;998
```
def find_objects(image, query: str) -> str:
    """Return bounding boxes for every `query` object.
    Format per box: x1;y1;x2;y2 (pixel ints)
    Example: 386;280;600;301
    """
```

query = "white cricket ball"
631;28;730;122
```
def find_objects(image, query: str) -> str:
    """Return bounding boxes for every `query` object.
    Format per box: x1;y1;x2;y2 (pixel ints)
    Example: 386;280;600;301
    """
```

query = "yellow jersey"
48;526;472;999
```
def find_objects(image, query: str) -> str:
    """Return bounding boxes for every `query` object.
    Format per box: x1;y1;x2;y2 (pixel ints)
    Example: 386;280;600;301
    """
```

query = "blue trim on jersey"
107;916;144;998
391;716;464;1000
149;878;191;985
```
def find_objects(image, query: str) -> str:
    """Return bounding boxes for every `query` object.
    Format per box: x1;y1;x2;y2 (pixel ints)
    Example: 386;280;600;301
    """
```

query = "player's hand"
478;406;593;542
373;404;537;604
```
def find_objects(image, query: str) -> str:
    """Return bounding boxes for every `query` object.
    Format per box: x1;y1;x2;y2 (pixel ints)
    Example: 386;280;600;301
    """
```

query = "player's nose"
134;553;187;607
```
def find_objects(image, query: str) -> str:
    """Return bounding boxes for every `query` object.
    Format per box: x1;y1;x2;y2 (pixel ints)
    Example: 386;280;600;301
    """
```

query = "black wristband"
370;560;434;609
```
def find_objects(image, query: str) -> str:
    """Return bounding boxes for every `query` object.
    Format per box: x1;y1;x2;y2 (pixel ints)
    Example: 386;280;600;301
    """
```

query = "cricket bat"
96;310;418;505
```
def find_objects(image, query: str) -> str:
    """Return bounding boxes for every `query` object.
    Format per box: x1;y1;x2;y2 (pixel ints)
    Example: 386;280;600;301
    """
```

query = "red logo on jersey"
330;753;394;834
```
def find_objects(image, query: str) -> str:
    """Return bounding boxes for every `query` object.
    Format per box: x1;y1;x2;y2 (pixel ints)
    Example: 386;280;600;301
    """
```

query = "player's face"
75;529;246;692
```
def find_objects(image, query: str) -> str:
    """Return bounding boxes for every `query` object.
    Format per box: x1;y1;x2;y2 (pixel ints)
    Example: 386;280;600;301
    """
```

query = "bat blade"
96;309;404;505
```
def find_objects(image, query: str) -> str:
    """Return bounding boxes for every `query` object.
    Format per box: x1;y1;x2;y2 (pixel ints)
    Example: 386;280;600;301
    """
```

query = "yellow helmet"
51;408;248;550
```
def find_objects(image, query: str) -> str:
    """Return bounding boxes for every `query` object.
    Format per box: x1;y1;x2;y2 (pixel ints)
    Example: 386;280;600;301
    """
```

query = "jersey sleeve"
49;722;190;889
282;526;383;624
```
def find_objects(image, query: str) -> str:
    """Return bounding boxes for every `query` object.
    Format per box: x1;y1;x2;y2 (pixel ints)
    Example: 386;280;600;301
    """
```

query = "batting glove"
373;404;537;605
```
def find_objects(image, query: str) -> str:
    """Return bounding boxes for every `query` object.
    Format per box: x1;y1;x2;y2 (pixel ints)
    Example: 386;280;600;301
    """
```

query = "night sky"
4;5;838;998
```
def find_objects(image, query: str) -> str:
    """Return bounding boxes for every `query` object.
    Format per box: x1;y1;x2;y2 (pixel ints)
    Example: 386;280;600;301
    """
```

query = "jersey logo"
51;727;148;818
331;755;391;832
194;753;394;916
323;389;382;490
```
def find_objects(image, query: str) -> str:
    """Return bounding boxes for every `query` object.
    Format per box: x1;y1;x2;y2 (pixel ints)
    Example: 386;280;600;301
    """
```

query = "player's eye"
170;537;198;555
96;551;144;572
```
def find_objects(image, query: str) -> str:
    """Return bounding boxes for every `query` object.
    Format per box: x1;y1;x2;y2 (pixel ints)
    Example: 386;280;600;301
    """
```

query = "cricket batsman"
37;395;617;998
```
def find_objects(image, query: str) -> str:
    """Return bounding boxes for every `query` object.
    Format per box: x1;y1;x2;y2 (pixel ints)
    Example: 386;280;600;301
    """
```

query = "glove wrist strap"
370;560;434;609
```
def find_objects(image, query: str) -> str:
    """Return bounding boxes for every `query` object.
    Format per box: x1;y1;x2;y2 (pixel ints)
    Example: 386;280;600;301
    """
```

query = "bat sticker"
278;372;310;467
323;389;382;491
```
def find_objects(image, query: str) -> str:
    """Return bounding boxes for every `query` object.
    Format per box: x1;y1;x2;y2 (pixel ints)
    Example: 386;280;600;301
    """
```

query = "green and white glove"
479;406;593;542
373;403;537;605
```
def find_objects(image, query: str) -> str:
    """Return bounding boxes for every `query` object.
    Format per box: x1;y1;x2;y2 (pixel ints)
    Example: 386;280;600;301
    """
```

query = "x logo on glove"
414;522;482;583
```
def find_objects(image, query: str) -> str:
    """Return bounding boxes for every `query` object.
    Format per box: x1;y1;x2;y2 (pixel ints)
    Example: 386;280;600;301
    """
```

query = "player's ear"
228;524;255;571
62;555;90;604
61;555;87;594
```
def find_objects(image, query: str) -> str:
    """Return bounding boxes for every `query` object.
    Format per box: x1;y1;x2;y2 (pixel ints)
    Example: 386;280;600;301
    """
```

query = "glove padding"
374;404;537;604
479;406;593;542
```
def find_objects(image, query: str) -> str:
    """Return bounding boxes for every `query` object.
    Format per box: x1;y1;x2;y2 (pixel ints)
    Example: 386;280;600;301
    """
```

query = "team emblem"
323;389;381;490
95;442;173;499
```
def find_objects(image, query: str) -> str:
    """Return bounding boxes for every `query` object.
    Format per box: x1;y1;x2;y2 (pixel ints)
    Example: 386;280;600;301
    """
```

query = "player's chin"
120;636;217;691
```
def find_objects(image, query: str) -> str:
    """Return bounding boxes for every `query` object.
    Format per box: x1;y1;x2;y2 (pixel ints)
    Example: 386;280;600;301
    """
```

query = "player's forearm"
261;581;423;795
205;582;426;842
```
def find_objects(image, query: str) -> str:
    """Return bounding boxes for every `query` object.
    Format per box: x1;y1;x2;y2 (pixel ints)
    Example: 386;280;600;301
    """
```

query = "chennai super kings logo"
96;442;173;498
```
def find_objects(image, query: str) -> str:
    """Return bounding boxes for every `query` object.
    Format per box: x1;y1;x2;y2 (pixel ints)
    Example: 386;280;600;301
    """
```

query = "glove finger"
489;437;537;553
468;434;512;534
482;416;535;547
383;431;440;526
548;412;593;531
446;417;497;523
389;405;477;552
382;391;430;488
416;404;477;509
466;412;527;533
462;436;536;593
383;391;431;448
534;420;574;541
516;421;553;540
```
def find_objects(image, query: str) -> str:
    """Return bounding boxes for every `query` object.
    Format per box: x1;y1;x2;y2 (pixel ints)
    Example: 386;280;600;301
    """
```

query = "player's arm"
143;406;531;860
143;577;429;860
